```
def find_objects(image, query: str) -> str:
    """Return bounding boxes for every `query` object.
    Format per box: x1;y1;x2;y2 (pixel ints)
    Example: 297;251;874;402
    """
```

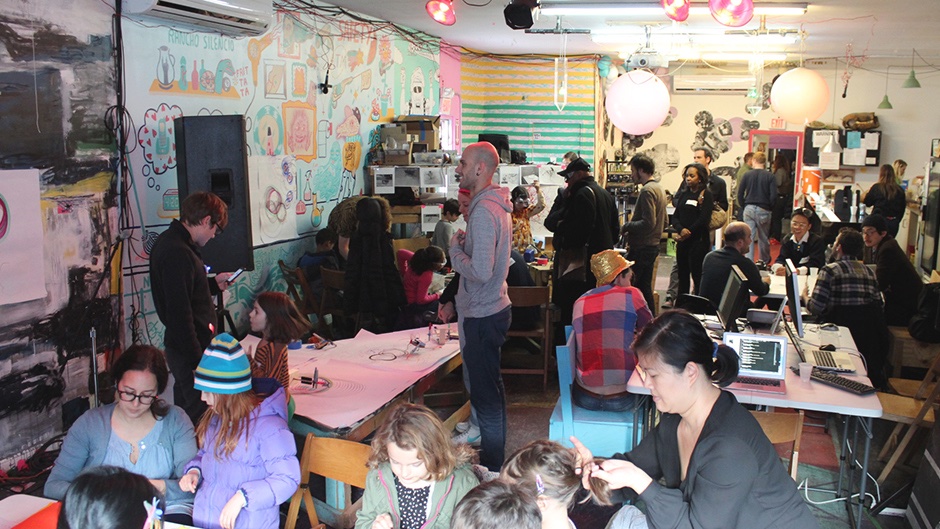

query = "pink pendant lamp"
662;0;690;22
709;0;753;27
426;0;457;26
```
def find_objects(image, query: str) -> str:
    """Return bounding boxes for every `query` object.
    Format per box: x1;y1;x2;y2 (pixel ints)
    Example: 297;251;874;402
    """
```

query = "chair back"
319;268;351;337
875;379;940;484
279;260;320;318
674;294;718;316
502;286;553;389
889;349;940;400
750;410;804;480
392;237;431;255
284;435;372;529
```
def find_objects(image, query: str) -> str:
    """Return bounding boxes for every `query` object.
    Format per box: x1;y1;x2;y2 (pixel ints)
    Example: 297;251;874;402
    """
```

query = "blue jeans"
744;204;772;263
572;384;636;412
461;307;512;470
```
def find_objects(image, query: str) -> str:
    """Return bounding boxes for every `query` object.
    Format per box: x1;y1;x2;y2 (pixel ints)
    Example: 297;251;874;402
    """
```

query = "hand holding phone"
226;268;244;284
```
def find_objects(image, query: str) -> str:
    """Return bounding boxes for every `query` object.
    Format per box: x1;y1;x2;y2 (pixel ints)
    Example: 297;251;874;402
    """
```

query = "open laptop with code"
783;320;855;373
724;332;788;394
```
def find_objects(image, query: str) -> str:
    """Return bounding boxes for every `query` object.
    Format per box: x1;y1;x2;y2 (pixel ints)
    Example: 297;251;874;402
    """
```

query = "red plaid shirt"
572;285;653;394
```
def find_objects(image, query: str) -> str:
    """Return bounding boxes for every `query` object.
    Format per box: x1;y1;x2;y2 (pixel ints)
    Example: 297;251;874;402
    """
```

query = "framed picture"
932;138;940;158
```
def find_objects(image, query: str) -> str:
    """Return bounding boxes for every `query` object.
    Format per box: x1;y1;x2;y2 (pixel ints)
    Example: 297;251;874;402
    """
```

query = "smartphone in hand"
226;268;244;284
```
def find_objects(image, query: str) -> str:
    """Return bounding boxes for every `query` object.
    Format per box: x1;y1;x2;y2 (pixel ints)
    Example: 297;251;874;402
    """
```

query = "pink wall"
439;48;461;151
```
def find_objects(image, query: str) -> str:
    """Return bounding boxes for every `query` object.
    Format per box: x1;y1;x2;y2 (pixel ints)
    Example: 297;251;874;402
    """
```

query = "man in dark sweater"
862;214;924;326
737;151;777;263
699;222;771;315
772;208;827;276
149;192;231;422
621;154;667;311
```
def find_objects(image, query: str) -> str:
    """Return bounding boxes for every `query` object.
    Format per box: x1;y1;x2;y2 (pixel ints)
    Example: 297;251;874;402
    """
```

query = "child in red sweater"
397;245;446;328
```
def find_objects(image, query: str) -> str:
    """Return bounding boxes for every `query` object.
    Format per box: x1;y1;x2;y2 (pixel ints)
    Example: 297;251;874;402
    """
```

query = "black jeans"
164;347;207;424
628;245;660;311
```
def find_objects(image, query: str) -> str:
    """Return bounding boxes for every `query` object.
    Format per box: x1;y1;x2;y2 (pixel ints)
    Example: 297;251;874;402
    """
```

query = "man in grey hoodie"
449;141;513;470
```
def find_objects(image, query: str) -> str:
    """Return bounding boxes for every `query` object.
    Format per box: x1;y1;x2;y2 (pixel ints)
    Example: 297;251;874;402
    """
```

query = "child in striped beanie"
179;333;300;529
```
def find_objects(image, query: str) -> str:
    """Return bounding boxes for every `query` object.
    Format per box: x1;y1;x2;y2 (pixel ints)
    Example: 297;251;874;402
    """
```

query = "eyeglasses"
117;389;157;405
213;221;224;236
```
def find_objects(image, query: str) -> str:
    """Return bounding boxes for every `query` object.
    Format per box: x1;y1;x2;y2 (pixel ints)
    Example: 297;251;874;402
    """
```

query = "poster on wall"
248;156;299;245
374;167;395;194
0;169;48;305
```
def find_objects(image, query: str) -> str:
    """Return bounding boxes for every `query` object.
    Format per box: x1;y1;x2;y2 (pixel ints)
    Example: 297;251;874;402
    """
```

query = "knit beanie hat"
194;333;252;394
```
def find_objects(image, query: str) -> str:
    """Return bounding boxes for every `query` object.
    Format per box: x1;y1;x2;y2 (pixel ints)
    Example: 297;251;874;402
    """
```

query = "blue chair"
548;326;645;457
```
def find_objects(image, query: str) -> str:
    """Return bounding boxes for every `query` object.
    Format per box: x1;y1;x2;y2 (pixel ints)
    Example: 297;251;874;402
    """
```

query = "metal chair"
502;286;554;390
284;435;371;529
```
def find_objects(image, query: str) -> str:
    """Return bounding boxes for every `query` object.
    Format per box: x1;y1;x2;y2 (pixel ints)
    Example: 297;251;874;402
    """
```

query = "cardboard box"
394;115;440;150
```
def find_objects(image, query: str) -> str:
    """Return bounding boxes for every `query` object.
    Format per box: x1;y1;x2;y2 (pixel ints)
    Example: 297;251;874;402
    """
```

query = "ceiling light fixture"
878;68;893;109
504;0;539;29
902;48;921;88
662;0;691;21
426;0;456;26
539;2;807;17
709;0;753;27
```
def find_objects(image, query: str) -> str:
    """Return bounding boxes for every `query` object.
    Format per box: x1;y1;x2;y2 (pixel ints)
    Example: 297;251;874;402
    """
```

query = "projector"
625;51;666;71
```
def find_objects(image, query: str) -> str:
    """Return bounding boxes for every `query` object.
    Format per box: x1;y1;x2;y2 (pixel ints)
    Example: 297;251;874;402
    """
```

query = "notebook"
784;321;856;373
724;332;789;394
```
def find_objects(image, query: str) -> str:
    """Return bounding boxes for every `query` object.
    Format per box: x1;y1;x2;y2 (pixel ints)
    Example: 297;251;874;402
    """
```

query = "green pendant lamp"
878;69;893;109
902;48;921;88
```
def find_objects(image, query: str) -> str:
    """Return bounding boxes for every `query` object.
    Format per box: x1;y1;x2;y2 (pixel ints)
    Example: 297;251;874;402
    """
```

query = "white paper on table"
819;152;841;170
374;167;395;194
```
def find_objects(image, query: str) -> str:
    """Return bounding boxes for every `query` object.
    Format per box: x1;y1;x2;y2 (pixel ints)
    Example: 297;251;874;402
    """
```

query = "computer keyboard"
735;376;782;388
813;349;838;368
809;369;876;395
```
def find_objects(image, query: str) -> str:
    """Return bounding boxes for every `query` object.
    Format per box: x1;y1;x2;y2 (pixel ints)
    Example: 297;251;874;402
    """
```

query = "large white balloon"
605;70;671;136
770;67;830;125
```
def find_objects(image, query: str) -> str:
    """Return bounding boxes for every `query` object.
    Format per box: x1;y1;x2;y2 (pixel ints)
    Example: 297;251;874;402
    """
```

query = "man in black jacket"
544;157;620;340
149;192;231;422
772;208;826;276
862;214;924;326
699;222;771;315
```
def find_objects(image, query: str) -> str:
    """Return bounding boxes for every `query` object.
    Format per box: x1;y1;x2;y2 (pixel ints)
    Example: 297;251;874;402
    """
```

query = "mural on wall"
119;9;440;350
0;4;119;463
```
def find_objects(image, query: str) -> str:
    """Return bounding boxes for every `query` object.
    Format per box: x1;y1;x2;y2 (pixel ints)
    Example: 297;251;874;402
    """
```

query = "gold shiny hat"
590;250;634;287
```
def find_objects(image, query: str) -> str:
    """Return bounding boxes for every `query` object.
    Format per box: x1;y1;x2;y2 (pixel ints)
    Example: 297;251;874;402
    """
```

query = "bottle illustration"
191;60;199;91
179;55;188;91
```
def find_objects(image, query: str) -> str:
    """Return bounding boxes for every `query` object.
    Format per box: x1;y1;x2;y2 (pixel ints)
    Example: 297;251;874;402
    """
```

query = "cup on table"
799;362;813;384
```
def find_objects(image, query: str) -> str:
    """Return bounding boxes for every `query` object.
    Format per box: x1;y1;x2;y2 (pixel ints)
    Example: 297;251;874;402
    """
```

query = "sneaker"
452;425;481;447
454;421;471;434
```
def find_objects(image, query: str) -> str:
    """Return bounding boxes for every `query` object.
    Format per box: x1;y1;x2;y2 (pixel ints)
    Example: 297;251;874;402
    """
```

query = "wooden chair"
887;349;940;400
876;354;940;484
285;435;371;529
320;268;355;338
548;326;643;457
750;410;804;480
502;286;554;390
278;260;324;331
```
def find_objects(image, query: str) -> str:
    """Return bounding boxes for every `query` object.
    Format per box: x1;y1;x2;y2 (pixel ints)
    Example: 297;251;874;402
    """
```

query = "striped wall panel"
461;57;596;165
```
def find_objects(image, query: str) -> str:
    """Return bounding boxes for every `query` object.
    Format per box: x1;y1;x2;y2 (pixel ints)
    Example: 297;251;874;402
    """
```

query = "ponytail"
634;310;739;386
711;343;740;387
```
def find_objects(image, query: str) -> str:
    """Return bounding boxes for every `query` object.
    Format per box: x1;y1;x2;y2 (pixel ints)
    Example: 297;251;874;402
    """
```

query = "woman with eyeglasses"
46;345;197;524
572;310;818;529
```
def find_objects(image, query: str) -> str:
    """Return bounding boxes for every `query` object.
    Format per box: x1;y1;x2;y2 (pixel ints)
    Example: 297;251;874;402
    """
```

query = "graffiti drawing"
282;101;317;161
255;105;284;156
292;63;307;97
264;60;287;99
138;103;183;174
155;45;176;89
247;32;276;86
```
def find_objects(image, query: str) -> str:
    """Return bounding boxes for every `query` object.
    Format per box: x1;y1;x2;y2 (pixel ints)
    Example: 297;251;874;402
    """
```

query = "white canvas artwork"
0;169;48;305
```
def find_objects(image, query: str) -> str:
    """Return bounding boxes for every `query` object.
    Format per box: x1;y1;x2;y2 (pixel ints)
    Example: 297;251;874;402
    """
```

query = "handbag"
699;190;727;230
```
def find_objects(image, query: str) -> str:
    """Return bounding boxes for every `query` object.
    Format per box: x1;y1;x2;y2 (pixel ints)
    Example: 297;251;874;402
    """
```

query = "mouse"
820;323;839;331
819;343;836;351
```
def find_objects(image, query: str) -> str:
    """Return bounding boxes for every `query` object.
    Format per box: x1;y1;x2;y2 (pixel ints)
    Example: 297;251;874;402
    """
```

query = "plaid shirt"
572;285;653;394
807;257;883;316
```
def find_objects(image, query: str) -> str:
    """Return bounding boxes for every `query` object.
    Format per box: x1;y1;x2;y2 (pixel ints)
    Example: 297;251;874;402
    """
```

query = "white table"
766;271;818;300
627;325;881;529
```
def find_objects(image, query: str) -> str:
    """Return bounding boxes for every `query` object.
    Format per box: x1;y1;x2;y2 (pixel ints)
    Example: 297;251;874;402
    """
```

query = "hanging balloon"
605;70;671;136
597;56;612;79
770;67;830;125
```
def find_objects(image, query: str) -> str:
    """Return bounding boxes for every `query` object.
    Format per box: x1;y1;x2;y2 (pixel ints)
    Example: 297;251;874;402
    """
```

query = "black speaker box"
175;115;254;273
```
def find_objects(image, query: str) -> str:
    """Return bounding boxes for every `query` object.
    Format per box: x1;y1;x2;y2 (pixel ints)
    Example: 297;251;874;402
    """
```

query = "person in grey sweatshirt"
449;141;513;470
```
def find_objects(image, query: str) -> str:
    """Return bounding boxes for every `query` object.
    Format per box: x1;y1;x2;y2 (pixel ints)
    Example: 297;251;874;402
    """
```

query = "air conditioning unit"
124;0;273;36
672;74;754;94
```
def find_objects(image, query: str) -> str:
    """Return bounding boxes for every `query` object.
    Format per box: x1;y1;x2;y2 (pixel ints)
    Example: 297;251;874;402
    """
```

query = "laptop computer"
746;296;788;334
724;332;788;394
783;321;856;373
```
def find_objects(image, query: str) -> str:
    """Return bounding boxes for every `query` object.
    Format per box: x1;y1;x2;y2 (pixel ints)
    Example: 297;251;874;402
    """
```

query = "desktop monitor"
478;133;511;164
717;264;749;333
785;258;804;338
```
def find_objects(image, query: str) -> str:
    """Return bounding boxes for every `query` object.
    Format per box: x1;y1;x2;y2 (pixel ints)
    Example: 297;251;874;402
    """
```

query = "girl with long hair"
248;291;311;390
179;334;299;529
863;164;906;236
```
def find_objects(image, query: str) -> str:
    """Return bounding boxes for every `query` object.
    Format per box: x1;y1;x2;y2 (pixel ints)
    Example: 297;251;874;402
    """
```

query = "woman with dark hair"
573;310;818;529
863;164;906;237
45;345;197;523
57;465;162;529
671;163;713;296
248;291;312;391
770;154;793;241
344;197;406;333
397;245;447;328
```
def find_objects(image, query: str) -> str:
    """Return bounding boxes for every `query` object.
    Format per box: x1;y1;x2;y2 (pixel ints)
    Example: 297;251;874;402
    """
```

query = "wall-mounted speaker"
175;115;254;273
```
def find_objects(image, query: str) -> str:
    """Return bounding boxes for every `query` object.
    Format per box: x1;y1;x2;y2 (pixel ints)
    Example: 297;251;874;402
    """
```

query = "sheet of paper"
846;131;861;149
842;148;866;166
862;132;880;150
422;205;442;232
819;152;841;170
374;167;395;194
0;169;48;305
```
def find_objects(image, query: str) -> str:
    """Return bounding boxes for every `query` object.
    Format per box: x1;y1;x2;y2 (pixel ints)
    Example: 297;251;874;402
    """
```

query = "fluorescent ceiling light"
591;32;797;45
540;2;807;17
679;51;788;61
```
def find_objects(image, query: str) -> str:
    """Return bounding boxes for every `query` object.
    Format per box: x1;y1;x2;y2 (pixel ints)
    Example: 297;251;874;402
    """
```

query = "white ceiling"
285;0;940;64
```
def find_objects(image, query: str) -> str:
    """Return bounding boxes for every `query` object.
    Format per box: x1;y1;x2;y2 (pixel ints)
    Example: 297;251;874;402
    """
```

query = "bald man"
699;222;771;314
448;141;513;470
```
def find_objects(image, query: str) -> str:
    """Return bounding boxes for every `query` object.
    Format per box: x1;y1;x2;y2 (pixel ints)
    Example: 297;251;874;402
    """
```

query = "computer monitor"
717;264;749;333
784;258;804;338
478;133;511;164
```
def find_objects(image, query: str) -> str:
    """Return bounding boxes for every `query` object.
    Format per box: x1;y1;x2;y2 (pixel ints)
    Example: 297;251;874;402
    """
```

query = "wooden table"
528;262;552;287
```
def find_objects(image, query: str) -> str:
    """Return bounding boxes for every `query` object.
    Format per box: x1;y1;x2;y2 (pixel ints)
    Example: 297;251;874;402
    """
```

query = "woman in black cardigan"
671;163;713;297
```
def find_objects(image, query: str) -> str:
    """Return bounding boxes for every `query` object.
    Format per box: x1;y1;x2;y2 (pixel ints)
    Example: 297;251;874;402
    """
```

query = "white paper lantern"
770;67;830;125
605;70;671;136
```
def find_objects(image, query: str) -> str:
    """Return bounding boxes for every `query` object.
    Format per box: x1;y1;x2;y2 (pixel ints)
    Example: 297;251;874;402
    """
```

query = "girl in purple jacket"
179;333;300;529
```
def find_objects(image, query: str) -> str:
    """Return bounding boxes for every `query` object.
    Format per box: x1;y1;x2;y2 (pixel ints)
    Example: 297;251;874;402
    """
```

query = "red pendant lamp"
426;0;457;26
709;0;753;27
661;0;690;22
